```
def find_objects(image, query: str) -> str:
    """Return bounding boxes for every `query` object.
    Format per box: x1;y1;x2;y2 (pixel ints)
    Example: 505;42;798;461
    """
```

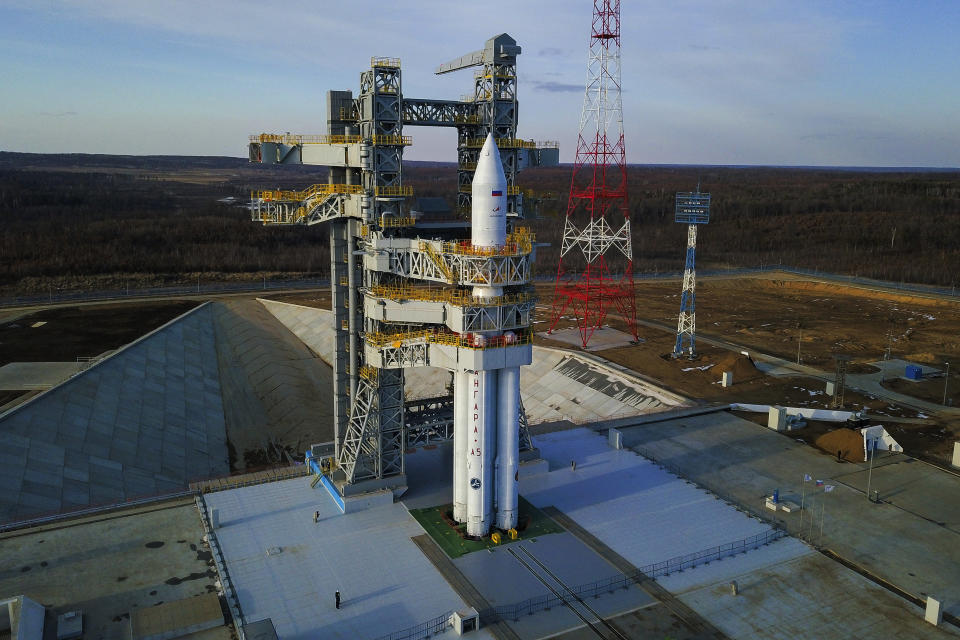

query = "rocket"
452;134;520;537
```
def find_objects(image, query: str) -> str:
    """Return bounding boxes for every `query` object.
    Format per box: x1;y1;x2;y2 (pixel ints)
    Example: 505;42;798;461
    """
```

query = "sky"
1;0;958;167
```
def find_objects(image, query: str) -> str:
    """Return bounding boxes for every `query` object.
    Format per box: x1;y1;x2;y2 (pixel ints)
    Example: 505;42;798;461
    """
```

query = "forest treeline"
0;152;958;294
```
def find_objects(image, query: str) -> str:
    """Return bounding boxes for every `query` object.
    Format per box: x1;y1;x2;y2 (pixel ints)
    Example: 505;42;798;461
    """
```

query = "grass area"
408;496;564;559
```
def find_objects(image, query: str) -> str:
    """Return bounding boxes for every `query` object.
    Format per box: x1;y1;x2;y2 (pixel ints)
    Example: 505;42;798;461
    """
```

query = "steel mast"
672;189;710;358
549;0;637;347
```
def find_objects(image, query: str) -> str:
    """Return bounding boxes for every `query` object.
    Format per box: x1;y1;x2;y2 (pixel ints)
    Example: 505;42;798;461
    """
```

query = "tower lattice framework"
550;0;637;347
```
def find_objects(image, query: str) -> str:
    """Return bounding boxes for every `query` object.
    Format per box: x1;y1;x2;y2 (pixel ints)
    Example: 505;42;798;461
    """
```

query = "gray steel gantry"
247;34;555;497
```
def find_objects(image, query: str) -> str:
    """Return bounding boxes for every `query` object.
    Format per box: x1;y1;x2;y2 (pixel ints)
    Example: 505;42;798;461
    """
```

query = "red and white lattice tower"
549;0;637;347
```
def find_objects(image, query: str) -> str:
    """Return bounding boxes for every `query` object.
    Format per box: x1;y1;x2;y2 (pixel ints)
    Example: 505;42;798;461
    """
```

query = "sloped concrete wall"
259;300;681;426
212;300;334;468
258;298;450;400
0;304;229;523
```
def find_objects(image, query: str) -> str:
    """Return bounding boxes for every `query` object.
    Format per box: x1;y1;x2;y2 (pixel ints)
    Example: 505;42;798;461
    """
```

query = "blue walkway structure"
673;190;711;358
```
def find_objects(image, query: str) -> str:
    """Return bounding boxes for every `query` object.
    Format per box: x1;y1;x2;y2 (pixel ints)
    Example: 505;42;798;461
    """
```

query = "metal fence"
479;528;785;624
369;610;453;640
0;277;328;308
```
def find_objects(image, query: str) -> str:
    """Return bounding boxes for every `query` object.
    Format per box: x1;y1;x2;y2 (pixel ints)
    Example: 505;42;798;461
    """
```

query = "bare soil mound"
815;428;864;462
715;353;762;382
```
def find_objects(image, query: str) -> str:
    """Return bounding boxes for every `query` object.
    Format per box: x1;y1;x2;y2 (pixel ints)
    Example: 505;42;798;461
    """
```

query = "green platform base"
408;496;564;559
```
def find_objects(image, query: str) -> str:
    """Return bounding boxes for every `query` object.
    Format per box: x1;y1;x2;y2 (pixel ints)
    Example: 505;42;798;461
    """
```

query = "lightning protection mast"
672;188;710;359
549;0;637;347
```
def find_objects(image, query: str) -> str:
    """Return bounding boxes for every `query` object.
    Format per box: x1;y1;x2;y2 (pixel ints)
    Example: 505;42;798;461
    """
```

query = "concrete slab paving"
541;327;637;352
617;410;960;620
675;551;957;639
0;362;84;390
204;476;494;640
521;428;780;568
0;499;220;640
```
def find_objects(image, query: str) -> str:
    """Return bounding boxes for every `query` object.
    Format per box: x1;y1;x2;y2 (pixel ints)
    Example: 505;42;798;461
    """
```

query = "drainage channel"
507;545;630;640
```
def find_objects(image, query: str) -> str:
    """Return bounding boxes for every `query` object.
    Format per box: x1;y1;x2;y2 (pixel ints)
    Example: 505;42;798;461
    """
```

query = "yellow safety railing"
367;284;535;308
374;186;414;197
419;241;455;282
463;137;537;149
360;224;370;237
440;228;535;257
359;365;379;382
252;183;364;202
380;216;415;227
453;115;482;124
339;106;357;120
365;328;531;351
365;329;435;348
475;70;516;80
428;331;532;351
371;134;412;146
249;133;362;145
371;56;401;68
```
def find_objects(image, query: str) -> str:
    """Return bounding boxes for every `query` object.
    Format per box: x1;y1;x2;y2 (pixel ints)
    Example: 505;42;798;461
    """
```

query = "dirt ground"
265;290;332;309
537;274;960;467
0;300;199;366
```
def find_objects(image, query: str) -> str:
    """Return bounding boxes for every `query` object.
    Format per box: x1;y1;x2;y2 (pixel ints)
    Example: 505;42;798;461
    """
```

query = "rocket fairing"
452;133;521;537
471;133;508;252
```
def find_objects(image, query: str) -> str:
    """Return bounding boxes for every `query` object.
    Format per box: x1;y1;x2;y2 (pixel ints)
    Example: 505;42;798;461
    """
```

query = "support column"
674;224;697;358
496;366;520;530
347;219;359;402
330;220;350;459
466;370;497;537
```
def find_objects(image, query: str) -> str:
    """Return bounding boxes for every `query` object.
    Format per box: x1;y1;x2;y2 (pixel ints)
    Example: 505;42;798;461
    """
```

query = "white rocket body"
471;134;508;251
454;133;520;537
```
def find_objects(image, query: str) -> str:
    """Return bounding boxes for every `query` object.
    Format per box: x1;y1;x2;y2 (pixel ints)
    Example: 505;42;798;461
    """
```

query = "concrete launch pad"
541;327;639;352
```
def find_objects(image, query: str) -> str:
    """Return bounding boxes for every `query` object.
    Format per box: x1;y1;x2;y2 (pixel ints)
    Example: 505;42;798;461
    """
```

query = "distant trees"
0;152;958;294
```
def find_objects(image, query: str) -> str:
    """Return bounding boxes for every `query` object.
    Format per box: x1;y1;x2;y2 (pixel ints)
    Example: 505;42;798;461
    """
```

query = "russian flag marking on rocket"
491;190;502;196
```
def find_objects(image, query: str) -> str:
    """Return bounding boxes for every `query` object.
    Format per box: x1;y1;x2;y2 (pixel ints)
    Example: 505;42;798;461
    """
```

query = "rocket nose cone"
473;133;506;187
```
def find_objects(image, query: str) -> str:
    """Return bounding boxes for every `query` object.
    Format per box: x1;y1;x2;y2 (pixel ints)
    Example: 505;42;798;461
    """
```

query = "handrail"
252;183;363;202
366;284;535;307
249;133;362;145
463;137;537;149
364;328;531;352
371;56;401;68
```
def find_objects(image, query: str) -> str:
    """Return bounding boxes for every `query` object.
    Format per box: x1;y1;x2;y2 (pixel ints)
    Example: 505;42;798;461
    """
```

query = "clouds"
0;1;957;166
530;80;582;93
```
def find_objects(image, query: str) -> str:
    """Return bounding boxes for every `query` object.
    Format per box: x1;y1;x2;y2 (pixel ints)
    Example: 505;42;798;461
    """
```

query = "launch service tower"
247;35;558;536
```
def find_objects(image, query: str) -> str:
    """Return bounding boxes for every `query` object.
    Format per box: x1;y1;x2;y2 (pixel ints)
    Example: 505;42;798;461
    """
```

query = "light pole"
944;362;950;406
797;324;802;365
865;441;876;502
